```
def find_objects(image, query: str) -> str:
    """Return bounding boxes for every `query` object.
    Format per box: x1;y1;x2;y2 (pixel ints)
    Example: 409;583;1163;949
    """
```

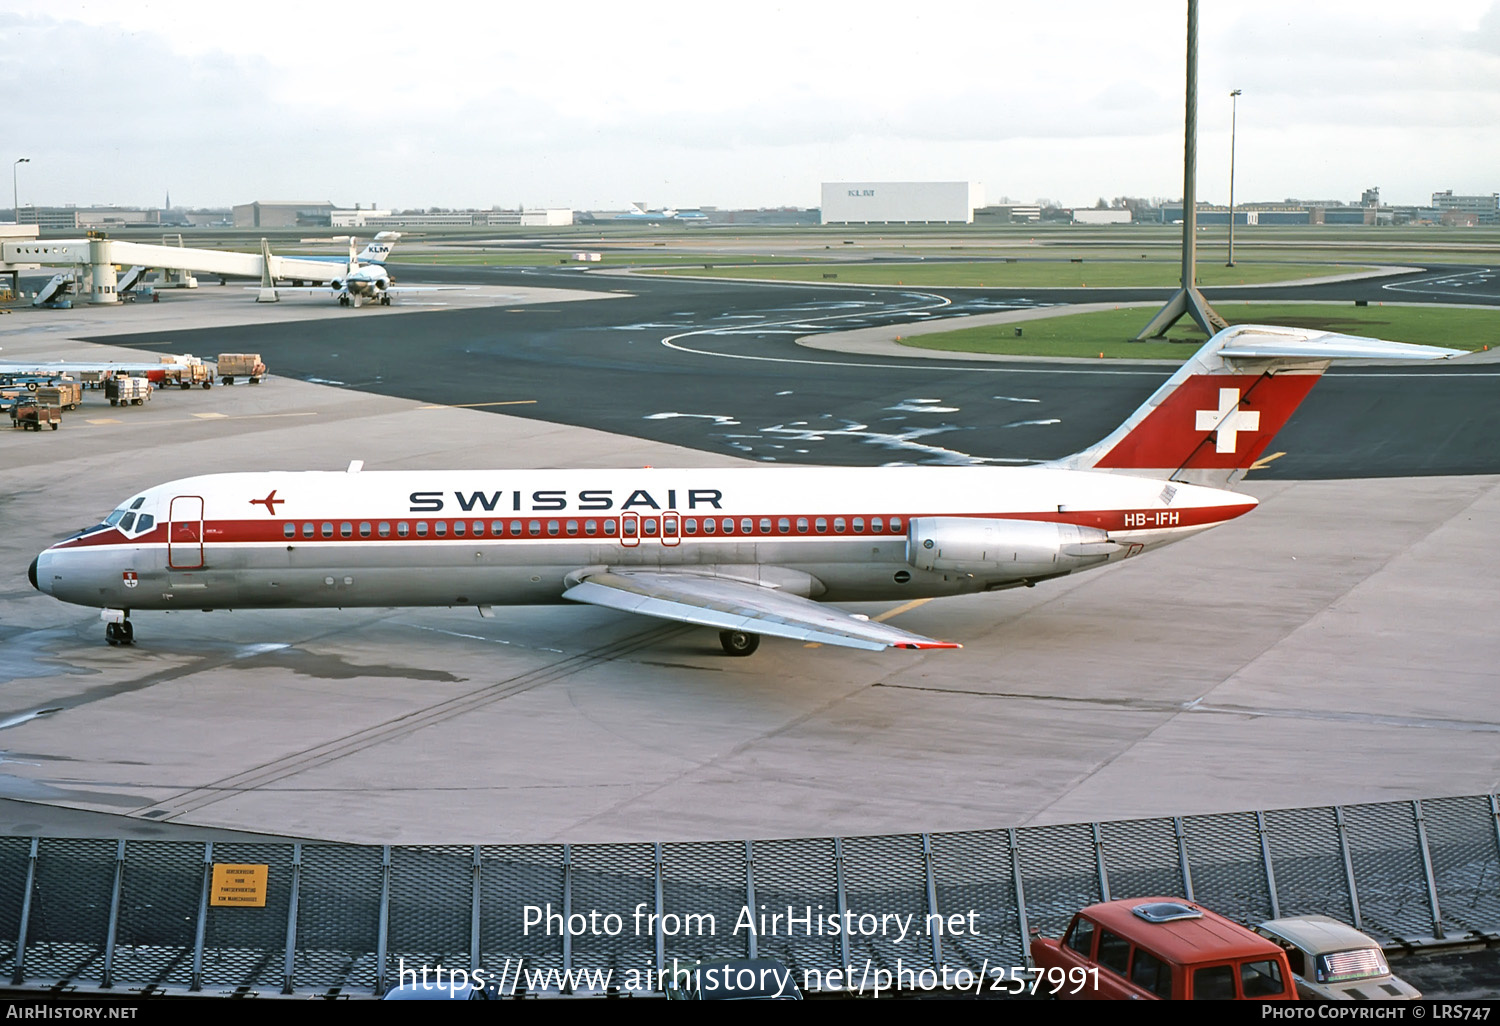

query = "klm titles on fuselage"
408;488;725;514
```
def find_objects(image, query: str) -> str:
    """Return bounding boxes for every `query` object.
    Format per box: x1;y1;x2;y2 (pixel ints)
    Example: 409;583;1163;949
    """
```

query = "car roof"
1079;897;1285;964
1256;915;1382;954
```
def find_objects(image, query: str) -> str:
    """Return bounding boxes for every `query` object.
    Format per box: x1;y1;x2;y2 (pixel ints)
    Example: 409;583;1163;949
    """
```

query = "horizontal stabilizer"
563;569;960;652
1054;324;1464;487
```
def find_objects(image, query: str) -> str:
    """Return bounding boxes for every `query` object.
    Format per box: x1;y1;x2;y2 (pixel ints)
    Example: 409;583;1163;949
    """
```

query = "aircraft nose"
28;555;40;592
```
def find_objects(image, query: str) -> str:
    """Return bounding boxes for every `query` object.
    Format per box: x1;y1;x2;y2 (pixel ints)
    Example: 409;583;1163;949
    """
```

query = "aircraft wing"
562;569;961;652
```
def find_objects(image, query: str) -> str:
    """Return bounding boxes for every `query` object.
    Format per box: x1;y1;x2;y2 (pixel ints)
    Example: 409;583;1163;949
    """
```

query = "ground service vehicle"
1030;898;1298;1000
105;376;152;406
1253;916;1422;1000
8;396;61;431
217;353;266;385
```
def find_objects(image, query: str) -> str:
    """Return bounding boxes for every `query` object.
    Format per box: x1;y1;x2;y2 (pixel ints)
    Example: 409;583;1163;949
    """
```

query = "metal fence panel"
292;845;383;990
1342;802;1434;941
16;838;115;984
478;844;565;980
840;834;929;974
111;841;202;987
929;830;1023;972
745;838;841;979
1013;823;1100;941
567;844;653;978
1181;812;1275;928
659;841;749;966
0;837;31;981
1098;817;1186;900
387;844;472;983
1421;795;1500;937
199;843;295;989
1264;806;1356;925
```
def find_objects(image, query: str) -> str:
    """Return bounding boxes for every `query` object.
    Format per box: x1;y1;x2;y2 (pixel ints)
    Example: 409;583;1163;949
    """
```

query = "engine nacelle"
906;517;1119;579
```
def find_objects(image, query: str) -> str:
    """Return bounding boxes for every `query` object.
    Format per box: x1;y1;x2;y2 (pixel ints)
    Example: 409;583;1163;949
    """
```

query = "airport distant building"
1431;191;1498;225
233;201;339;228
1071;208;1132;225
16;206;168;231
974;204;1041;223
820;182;981;225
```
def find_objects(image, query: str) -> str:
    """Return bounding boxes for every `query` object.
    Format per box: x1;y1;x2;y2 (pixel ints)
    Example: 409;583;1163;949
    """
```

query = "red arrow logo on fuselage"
250;490;285;515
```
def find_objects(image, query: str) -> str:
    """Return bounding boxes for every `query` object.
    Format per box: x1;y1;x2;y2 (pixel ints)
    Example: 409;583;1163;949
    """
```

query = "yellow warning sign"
210;863;269;907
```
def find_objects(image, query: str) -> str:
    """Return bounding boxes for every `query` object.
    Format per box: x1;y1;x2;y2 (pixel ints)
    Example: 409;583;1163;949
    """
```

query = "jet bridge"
0;237;345;304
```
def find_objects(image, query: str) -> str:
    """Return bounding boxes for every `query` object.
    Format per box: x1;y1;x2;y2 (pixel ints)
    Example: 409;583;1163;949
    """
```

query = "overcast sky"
5;1;1499;211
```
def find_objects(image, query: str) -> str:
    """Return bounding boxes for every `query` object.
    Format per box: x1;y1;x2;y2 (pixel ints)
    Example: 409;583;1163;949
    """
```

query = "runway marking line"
417;400;538;409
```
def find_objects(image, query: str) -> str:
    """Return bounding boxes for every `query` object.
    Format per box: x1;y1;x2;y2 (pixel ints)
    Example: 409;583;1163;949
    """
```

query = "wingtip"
896;641;964;650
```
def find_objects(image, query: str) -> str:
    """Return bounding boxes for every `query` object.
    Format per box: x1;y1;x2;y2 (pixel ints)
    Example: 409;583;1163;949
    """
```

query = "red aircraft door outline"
168;495;205;569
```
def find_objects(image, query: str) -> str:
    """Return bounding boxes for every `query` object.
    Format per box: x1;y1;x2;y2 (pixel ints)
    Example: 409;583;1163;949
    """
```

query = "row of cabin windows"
281;516;905;540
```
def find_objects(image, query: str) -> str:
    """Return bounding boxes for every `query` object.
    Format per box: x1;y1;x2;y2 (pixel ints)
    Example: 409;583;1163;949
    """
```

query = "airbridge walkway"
2;793;1496;997
0;238;340;305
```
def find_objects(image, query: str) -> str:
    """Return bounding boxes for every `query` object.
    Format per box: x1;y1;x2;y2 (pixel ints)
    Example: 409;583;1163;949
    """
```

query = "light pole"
1226;89;1241;267
12;158;28;223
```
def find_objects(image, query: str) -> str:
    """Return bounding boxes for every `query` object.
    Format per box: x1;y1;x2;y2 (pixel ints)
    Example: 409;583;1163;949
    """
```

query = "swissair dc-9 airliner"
28;325;1460;654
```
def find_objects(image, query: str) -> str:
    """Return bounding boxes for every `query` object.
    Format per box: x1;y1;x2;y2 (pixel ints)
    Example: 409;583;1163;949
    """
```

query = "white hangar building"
820;182;981;225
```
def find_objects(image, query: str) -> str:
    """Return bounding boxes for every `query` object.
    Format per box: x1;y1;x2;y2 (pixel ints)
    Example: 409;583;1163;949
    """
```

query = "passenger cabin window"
796;517;808;533
322;522;334;538
528;521;541;536
378;523;391;538
452;521;465;537
340;522;352;538
284;524;296;539
684;519;697;535
303;523;314;538
396;522;409;537
604;519;617;536
585;520;598;536
890;516;902;532
642;519;658;536
510;521;523;536
1096;931;1130;976
547;520;560;536
566;520;578;536
1065;918;1095;957
359;522;371;538
1192;965;1236;1000
852;517;865;533
834;517;846;532
815;518;827;533
872;517;884;533
1130;949;1173;999
434;522;447;537
622;519;636;536
416;522;428;537
1238;960;1284;999
492;521;505;536
472;521;484;536
702;519;715;535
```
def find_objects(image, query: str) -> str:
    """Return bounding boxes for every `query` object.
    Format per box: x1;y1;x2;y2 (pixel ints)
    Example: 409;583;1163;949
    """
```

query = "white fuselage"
32;466;1254;614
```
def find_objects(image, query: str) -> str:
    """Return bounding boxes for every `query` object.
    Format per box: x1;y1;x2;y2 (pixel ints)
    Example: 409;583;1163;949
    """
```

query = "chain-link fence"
2;794;1496;996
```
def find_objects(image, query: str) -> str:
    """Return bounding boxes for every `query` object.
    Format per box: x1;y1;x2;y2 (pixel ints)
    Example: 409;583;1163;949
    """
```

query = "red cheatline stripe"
47;504;1254;551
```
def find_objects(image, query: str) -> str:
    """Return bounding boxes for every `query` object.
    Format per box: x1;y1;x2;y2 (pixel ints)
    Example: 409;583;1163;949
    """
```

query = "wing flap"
562;570;960;653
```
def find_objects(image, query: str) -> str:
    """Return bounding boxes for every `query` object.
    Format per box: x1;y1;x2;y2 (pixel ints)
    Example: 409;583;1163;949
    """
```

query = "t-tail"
1049;324;1463;487
354;231;400;267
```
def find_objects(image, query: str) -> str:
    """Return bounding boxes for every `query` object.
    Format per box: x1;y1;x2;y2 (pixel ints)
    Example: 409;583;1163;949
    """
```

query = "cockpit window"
135;514;154;534
129;497;145;510
119;512;137;532
105;509;127;527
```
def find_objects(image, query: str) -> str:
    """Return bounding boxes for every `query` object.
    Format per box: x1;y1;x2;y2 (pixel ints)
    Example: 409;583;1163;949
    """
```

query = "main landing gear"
103;611;134;646
718;630;760;657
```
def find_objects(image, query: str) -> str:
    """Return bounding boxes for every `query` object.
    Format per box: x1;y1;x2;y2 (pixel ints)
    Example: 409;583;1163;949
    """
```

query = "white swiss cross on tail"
1195;388;1261;454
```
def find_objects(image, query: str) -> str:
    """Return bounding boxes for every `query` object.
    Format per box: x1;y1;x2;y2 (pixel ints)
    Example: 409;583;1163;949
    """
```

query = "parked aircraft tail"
355;231;400;266
1050;324;1462;487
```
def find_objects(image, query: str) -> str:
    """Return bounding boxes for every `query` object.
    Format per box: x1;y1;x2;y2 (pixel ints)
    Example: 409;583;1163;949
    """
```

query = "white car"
1252;915;1422;1000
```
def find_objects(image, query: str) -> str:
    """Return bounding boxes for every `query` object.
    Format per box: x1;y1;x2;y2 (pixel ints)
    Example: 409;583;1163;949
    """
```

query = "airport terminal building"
820;181;981;225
